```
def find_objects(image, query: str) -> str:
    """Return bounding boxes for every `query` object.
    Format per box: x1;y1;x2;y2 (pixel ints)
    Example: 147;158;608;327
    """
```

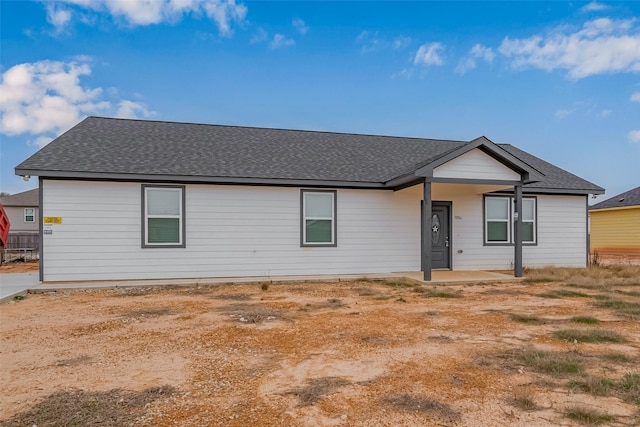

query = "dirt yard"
1;265;639;426
0;260;39;274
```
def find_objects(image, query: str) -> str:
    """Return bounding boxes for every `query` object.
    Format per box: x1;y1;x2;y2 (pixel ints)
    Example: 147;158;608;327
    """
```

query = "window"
142;185;185;248
484;196;536;245
521;198;536;243
485;197;510;243
301;190;336;246
24;208;35;223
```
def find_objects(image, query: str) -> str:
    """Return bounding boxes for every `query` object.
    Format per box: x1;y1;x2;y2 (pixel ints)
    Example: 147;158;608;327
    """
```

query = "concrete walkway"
0;272;41;301
399;270;521;284
0;270;522;302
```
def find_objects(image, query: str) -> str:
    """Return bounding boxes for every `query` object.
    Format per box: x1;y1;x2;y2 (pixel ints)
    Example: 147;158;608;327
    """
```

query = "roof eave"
15;169;388;189
589;205;639;212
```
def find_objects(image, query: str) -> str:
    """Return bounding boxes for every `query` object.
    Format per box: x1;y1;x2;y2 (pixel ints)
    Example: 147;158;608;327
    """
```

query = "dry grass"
553;329;627;343
567;374;640;406
538;289;591;299
0;386;175;427
525;264;640;290
621;373;640;405
285;377;350;406
600;352;632;363
509;384;537;410
413;286;462;298
510;314;546;324
564;405;613;425
571;316;600;324
517;349;584;376
384;394;459;419
568;376;616;396
224;304;282;323
593;298;640;318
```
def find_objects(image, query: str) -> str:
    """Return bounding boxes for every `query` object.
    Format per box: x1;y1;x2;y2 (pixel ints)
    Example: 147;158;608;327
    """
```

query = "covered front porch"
389;137;543;281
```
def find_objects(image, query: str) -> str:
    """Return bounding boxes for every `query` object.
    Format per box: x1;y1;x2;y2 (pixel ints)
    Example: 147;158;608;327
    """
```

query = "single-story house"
15;117;604;283
0;188;39;252
589;186;640;257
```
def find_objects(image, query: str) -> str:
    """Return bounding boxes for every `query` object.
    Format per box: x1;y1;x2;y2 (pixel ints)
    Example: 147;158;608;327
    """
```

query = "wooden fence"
6;233;39;251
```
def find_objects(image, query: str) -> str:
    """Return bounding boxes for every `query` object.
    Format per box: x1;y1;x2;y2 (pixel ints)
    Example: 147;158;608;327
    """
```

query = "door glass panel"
431;214;440;244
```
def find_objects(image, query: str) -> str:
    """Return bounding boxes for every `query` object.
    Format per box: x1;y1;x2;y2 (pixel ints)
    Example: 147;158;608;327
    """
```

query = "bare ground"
1;265;639;426
0;260;39;274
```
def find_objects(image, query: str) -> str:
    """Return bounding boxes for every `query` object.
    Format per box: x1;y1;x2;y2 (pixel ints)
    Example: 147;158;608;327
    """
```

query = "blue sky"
1;1;639;202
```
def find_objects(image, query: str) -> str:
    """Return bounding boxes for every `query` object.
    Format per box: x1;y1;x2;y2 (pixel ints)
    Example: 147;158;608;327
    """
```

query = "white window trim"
484;196;537;245
485;196;511;244
142;185;185;248
301;190;337;247
24;208;35;223
521;198;537;244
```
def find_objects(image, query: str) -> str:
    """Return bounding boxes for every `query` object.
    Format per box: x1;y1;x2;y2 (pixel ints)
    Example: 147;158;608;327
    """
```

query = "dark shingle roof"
15;117;603;193
590;186;640;210
16;117;466;183
0;188;38;207
498;144;603;192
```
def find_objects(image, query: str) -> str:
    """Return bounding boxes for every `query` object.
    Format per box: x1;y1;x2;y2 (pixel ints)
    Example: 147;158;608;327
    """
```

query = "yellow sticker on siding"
43;217;62;224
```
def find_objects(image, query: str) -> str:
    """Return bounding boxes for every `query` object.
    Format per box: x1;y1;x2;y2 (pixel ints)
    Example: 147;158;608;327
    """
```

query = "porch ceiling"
431;182;513;199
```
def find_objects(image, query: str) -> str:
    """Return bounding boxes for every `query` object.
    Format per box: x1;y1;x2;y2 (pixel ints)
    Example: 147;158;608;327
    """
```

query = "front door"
431;203;451;269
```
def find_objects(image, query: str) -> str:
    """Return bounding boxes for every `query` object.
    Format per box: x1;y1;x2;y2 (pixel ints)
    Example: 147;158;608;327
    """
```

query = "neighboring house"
589;186;640;257
0;188;39;252
15;117;604;283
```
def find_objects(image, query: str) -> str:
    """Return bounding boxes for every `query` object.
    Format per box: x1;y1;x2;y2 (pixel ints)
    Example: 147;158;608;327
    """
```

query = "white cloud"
414;42;444;66
471;44;495;63
201;0;247;36
115;100;155;119
250;27;268;44
356;31;411;53
269;34;295;49
555;101;613;119
47;0;247;35
499;18;640;79
292;18;308;35
0;59;154;147
631;92;640;102
598;109;612;118
629;129;640;143
455;43;494;74
391;68;414;79
581;2;609;13
392;36;411;50
555;109;574;119
30;136;54;148
46;3;73;34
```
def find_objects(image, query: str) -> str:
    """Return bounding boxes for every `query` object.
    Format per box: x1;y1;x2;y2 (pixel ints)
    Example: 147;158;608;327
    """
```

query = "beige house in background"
589;186;640;257
0;188;39;251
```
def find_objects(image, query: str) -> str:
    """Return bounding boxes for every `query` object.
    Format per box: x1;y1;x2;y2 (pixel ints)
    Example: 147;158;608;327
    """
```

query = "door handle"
445;236;449;247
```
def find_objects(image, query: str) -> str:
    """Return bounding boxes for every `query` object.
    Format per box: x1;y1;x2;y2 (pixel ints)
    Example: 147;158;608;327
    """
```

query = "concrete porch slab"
394;270;523;284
